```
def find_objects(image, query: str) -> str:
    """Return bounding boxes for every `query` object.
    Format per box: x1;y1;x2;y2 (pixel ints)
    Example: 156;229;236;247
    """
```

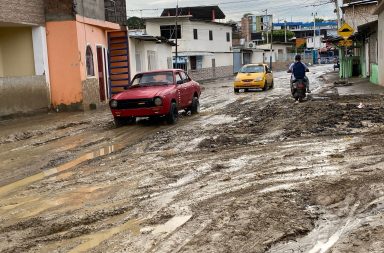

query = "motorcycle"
290;79;307;102
287;69;309;102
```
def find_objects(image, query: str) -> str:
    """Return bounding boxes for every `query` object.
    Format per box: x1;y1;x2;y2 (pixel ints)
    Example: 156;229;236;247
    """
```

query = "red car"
109;69;201;126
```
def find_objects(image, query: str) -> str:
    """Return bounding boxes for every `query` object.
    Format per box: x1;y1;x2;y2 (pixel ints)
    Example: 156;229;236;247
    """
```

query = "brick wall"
44;0;75;21
188;66;234;81
0;0;45;25
104;0;126;25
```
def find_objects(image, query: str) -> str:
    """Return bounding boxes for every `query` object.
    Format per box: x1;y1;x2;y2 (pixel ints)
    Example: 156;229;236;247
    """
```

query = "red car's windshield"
131;71;174;86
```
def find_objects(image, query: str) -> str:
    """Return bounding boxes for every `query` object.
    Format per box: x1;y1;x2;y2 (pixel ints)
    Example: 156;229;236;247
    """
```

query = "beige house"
373;0;384;85
0;0;50;118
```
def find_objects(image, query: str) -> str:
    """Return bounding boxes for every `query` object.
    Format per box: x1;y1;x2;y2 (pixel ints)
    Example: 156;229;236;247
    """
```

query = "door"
180;71;194;106
96;46;106;102
107;30;130;96
175;72;188;108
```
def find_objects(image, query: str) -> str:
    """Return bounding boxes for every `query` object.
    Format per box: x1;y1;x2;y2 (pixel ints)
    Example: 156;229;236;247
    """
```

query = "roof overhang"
129;35;176;46
357;20;378;35
76;15;121;30
373;0;384;14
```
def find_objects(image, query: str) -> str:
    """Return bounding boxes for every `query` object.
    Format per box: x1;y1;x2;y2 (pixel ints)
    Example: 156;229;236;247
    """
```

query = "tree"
315;18;325;23
265;30;295;43
127;16;145;30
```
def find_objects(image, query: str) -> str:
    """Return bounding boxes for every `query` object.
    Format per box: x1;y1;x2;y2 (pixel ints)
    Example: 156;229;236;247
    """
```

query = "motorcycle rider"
288;54;310;93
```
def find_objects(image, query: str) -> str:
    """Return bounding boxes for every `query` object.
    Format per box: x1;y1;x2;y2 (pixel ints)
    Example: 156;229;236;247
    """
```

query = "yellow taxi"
234;64;274;93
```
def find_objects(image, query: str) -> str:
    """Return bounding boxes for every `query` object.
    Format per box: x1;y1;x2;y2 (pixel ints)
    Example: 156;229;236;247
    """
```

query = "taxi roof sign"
338;23;354;39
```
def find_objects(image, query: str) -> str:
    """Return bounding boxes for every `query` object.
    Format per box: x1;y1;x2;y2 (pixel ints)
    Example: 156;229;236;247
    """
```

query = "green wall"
370;64;379;84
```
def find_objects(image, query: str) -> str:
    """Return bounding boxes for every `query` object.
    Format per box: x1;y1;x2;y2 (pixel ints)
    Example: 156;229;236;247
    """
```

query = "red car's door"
175;72;187;108
180;71;194;106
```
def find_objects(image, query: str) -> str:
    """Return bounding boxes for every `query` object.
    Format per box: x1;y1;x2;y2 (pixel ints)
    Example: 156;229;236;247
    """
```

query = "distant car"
109;69;201;126
234;64;274;93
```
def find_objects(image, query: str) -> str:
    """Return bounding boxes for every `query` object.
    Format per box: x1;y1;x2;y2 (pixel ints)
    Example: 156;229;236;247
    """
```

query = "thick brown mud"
0;65;383;252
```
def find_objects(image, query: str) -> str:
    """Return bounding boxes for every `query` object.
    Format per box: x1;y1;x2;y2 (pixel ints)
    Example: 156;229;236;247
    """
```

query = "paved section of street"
0;65;383;253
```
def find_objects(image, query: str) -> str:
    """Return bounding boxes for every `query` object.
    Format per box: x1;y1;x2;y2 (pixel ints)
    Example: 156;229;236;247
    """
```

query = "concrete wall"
343;4;378;31
378;12;384;85
188;65;233;81
0;27;35;77
0;76;49;117
44;0;74;21
0;0;44;25
82;78;100;110
75;0;105;21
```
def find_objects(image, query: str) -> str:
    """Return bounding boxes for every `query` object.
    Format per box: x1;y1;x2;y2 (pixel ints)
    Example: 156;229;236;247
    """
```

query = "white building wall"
306;36;325;49
145;19;232;53
128;37;173;77
250;51;265;64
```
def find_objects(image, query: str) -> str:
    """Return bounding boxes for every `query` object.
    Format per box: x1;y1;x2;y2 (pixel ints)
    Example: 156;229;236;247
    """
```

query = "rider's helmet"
295;54;302;61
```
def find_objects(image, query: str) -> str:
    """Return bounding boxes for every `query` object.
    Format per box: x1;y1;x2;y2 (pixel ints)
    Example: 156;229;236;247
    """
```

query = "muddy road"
1;65;383;253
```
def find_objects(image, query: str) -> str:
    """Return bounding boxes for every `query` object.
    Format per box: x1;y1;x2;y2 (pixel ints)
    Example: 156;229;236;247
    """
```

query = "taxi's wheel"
234;88;240;93
270;79;274;89
262;80;268;91
191;96;200;114
166;102;178;124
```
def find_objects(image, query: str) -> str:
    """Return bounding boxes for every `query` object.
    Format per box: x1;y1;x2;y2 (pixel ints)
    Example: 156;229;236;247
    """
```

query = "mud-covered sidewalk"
0;65;383;253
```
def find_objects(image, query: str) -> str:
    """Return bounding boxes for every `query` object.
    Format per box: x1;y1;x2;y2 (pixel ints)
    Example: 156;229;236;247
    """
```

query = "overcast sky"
126;0;338;23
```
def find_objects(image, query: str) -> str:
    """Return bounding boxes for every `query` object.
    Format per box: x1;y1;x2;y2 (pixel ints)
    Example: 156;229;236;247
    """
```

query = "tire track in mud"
5;65;384;252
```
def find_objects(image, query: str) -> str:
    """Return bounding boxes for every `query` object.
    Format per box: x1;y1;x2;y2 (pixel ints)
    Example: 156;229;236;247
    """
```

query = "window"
226;32;230;42
209;30;213;40
160;25;181;39
175;73;182;84
147;50;157;70
86;45;95;76
193;29;198;40
180;71;191;83
135;51;142;72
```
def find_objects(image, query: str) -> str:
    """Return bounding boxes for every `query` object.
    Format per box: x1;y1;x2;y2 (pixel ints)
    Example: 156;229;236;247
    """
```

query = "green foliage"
265;30;295;42
127;16;145;29
315;18;325;23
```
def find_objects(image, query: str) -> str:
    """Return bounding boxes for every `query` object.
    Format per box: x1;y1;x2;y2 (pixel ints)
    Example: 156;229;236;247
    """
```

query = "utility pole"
284;20;287;43
270;14;273;70
333;0;341;28
312;12;317;49
175;0;178;69
263;9;268;44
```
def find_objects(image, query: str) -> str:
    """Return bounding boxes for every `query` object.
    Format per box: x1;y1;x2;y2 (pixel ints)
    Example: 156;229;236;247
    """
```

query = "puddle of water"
152;215;192;235
0;144;122;198
68;219;141;253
